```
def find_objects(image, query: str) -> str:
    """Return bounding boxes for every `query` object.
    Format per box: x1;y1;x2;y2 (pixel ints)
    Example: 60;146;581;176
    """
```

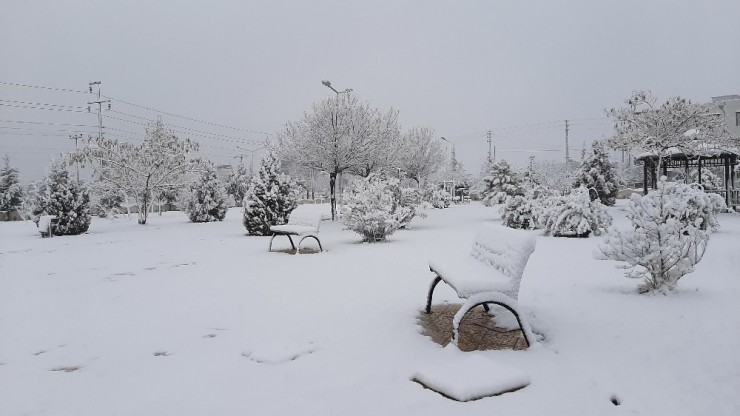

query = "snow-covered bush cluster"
499;183;611;237
243;150;298;235
182;162;228;223
539;186;612;237
599;178;724;294
0;155;24;212
421;184;451;209
342;174;413;242
32;162;91;235
480;160;524;206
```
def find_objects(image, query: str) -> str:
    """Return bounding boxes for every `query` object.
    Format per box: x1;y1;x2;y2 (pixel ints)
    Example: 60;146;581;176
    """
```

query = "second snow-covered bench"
425;224;537;347
268;211;323;254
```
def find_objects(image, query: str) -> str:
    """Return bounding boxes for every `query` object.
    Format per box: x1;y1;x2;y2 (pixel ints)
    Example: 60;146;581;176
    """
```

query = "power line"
0;99;87;109
102;94;274;136
0;81;88;94
0;103;88;113
0;119;99;128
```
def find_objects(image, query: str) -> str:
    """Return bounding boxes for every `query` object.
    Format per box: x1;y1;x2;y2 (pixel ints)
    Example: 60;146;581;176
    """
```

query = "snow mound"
411;354;530;402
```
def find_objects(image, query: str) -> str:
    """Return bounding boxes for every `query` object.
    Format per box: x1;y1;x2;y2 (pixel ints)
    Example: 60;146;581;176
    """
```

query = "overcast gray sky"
2;0;739;183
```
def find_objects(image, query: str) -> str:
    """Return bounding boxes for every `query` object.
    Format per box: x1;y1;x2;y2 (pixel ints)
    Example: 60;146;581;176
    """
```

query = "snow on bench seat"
425;224;537;347
268;210;323;253
412;354;530;401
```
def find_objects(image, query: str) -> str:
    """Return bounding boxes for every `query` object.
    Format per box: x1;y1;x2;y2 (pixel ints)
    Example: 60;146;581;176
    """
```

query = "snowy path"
1;203;739;415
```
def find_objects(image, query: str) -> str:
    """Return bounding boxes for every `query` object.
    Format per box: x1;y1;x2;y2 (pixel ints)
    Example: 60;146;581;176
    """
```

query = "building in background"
710;95;740;137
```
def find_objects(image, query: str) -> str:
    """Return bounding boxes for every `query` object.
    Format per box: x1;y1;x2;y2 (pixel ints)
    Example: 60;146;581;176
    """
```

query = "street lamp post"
320;80;353;205
321;80;353;96
440;136;456;201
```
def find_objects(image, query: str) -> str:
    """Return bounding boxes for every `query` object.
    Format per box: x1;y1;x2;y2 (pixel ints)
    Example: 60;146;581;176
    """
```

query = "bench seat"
428;259;516;299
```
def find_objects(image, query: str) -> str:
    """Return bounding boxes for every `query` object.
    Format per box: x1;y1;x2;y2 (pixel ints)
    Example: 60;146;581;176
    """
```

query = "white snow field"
1;202;739;415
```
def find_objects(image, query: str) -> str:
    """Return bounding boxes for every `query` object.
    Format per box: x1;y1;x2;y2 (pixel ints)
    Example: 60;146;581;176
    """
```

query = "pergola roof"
635;147;739;162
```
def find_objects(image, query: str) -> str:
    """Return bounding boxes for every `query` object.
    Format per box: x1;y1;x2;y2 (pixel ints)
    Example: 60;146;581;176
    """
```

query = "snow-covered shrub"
183;162;228;223
674;168;724;191
540;186;612;237
481;159;524;206
400;187;426;222
500;195;535;230
243;149;298;235
599;179;718;294
342;174;412;242
0;155;24;212
32;161;91;235
88;182;125;218
421;184;451;209
571;141;618;206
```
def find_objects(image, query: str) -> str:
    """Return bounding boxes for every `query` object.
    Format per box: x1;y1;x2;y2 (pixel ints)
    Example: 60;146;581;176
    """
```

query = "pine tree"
33;161;91;235
225;163;251;207
572;141;618;206
0;155;24;212
183;162;228;222
243;149;298;235
481;159;523;206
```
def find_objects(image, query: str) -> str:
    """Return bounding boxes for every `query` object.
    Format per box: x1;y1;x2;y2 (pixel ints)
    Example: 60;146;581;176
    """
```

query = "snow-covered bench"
37;215;57;238
425;224;537;347
268;211;323;254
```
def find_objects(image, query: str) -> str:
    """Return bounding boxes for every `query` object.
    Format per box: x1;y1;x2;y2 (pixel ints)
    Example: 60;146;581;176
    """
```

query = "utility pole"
69;133;82;182
486;130;493;163
565;119;570;172
87;81;110;141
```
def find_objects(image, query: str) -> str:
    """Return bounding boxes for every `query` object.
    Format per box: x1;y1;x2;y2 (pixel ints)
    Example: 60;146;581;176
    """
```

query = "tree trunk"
329;172;337;221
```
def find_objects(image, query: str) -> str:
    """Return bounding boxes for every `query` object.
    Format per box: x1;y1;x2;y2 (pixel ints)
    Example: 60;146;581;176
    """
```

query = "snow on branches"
71;118;200;225
242;149;298;235
398;127;444;187
278;92;400;220
606;91;736;164
599;179;724;294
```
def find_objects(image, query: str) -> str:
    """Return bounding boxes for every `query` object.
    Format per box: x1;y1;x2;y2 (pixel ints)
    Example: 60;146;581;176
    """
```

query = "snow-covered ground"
1;202;739;415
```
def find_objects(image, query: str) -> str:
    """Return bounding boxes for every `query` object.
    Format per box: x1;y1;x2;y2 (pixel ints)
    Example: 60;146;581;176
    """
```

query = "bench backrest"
287;211;322;232
470;224;537;299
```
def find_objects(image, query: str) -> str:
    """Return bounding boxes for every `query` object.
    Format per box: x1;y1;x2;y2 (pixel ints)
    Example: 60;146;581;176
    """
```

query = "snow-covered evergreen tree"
598;179;722;294
225;163;251;207
183;162;228;223
540;186;612;237
33;161;91;235
572;141;618;206
342;174;412;242
0;155;24;212
243;149;298;235
481;159;524;206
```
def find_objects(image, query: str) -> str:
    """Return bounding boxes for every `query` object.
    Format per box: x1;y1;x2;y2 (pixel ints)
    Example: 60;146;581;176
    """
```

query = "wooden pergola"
636;150;739;208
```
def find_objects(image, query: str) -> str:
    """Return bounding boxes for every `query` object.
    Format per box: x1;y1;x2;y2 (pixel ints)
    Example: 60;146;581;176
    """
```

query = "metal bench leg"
298;235;323;253
452;301;531;348
425;275;443;314
269;233;297;252
268;234;277;251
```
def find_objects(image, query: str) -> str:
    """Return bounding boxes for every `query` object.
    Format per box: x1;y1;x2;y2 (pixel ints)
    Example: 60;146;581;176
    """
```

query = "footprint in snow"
241;342;316;364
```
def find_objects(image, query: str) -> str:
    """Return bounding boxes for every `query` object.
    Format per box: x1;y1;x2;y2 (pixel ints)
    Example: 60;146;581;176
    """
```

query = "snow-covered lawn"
1;202;739;415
